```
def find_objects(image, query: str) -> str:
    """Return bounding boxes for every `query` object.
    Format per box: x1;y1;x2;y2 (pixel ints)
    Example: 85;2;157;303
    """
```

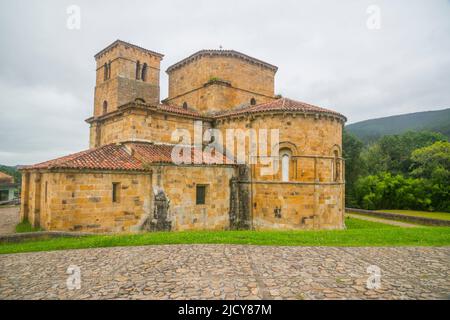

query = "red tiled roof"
130;142;230;165
22;142;233;171
156;103;205;118
0;171;14;184
22;144;144;171
214;97;346;121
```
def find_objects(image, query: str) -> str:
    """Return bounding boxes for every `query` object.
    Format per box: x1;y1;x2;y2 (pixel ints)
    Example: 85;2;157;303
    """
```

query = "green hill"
346;108;450;143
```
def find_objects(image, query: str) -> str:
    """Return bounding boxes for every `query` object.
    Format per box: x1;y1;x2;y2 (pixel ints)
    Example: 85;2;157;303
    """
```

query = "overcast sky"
0;0;449;166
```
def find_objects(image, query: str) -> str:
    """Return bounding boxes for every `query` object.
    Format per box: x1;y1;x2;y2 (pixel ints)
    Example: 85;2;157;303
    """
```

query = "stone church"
20;40;347;233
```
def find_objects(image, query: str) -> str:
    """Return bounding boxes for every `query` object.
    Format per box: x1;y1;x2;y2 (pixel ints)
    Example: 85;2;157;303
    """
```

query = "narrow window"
250;98;256;105
107;60;111;79
282;154;290;182
334;150;340;182
103;63;108;81
136;60;141;80
112;182;121;203
196;185;206;205
45;181;48;203
141;63;148;81
102;101;108;114
182;102;188;110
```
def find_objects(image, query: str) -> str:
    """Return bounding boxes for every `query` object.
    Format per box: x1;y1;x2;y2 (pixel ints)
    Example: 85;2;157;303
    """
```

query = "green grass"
15;219;43;233
376;210;450;221
1;216;449;254
344;216;397;229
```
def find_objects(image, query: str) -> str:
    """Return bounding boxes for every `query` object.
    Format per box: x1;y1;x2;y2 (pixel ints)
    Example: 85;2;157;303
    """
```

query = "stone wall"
166;81;275;113
166;55;276;112
156;165;236;231
214;113;345;230
20;165;237;233
22;171;153;232
94;42;162;116
89;109;212;148
251;183;344;230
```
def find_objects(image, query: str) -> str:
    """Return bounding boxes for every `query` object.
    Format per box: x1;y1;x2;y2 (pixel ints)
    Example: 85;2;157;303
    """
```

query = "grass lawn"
15;219;43;233
1;216;449;254
376;210;450;221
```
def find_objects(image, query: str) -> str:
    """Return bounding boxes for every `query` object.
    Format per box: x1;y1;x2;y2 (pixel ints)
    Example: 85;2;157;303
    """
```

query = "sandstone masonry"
20;40;346;233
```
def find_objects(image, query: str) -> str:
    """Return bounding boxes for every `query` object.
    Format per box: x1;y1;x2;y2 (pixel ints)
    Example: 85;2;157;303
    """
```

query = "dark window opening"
0;190;9;202
250;98;256;105
112;182;121;203
141;63;148;81
107;60;111;79
45;181;48;203
196;185;206;205
102;101;108;114
136;60;141;80
182;102;188;110
103;63;108;81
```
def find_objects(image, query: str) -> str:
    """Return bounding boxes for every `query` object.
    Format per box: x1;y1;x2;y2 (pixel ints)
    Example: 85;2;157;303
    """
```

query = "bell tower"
93;40;164;117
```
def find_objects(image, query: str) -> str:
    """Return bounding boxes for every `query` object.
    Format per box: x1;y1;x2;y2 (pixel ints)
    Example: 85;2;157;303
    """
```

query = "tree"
361;131;446;176
410;141;450;211
343;130;364;206
410;141;450;183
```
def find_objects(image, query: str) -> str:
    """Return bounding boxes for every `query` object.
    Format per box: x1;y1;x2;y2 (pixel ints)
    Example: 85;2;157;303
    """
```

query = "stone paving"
0;245;449;300
0;206;19;234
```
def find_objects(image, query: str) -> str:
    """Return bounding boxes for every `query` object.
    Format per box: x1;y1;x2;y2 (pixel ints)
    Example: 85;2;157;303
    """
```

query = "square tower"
93;40;164;117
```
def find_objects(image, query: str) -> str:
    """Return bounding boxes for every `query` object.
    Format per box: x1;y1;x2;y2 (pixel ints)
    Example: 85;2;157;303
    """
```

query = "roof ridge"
166;49;278;73
94;39;164;59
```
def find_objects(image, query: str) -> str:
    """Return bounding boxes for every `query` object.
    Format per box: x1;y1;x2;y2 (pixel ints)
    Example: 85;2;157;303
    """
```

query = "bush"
354;172;433;211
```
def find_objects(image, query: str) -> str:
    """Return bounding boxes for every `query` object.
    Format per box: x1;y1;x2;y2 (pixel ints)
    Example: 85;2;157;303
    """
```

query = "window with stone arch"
280;148;292;182
102;101;108;115
330;146;341;182
250;97;256;105
141;63;148;81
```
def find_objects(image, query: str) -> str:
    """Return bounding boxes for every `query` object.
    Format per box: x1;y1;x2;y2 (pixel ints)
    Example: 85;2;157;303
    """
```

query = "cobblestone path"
0;245;449;300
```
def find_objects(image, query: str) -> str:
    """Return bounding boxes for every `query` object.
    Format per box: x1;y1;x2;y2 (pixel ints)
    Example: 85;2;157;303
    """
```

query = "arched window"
282;154;290;182
141;63;148;81
182;102;188;110
102;101;108;114
136;61;141;80
103;63;108;81
250;98;256;105
280;149;291;182
333;150;340;182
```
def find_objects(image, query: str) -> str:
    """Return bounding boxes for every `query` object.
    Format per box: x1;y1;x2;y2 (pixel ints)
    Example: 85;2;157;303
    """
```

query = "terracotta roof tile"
22;142;233;171
22;144;143;171
130;142;231;165
213;97;346;121
156;103;205;118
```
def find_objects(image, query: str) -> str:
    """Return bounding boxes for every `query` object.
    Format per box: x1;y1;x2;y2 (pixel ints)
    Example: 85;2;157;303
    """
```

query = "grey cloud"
0;0;449;165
